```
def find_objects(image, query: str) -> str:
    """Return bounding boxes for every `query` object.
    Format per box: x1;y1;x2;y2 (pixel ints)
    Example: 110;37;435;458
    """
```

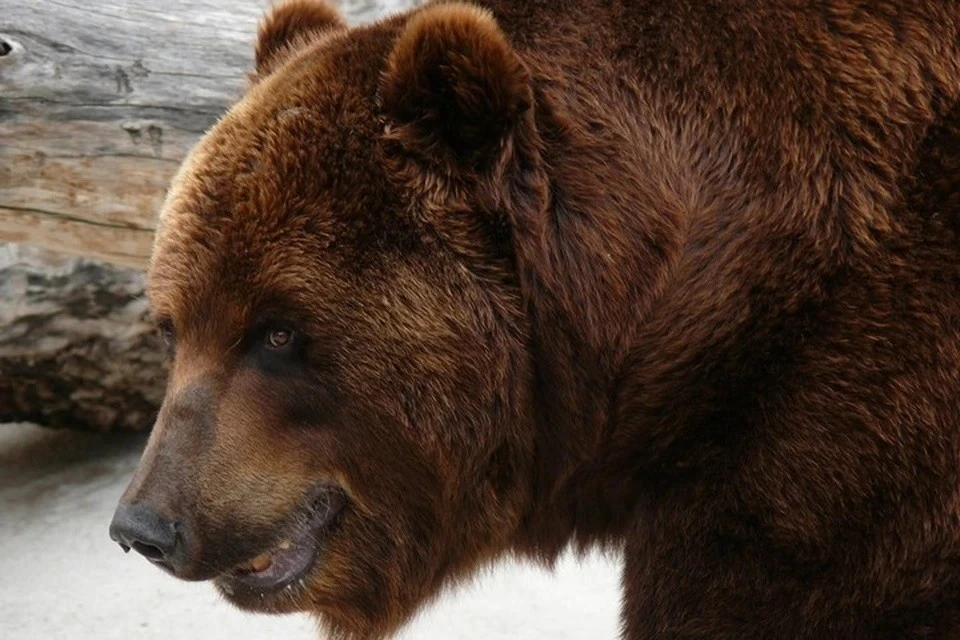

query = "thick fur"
115;1;960;638
254;0;346;76
380;4;532;172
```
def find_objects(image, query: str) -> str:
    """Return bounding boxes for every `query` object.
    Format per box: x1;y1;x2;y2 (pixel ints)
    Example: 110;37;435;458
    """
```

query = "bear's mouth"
216;486;346;596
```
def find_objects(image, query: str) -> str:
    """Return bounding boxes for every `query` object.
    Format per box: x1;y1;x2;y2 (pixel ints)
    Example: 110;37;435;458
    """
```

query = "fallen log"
0;245;166;432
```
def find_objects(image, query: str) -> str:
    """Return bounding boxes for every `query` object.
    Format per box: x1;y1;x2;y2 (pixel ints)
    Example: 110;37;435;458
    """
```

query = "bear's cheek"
195;369;453;616
193;368;344;513
192;365;437;530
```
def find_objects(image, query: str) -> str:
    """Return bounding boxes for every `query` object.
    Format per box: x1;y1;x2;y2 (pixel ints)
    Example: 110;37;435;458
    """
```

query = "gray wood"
0;0;263;266
0;245;166;431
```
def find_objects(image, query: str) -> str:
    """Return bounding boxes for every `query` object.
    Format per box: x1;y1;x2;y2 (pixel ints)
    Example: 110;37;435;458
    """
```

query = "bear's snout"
109;376;223;581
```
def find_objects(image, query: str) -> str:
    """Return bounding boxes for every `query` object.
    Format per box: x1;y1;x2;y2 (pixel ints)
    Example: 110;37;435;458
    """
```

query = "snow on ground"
0;423;622;639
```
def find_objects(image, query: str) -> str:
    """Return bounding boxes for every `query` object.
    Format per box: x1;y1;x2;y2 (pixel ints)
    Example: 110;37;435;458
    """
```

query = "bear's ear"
255;0;346;76
379;3;532;173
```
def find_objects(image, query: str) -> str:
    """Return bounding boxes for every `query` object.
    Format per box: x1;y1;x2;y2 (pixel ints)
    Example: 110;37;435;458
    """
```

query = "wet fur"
120;1;960;638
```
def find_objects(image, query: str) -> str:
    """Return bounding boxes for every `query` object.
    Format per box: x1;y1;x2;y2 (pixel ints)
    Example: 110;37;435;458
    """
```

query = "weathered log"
0;244;166;431
0;0;417;430
0;0;262;267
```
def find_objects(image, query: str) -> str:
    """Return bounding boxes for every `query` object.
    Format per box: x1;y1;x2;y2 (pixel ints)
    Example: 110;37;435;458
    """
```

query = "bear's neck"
509;81;688;559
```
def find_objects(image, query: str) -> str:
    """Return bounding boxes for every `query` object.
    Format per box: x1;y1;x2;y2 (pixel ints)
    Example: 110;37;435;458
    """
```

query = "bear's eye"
249;324;303;376
265;328;294;350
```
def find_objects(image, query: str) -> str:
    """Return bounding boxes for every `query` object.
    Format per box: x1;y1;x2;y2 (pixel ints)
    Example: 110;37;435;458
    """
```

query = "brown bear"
109;0;960;638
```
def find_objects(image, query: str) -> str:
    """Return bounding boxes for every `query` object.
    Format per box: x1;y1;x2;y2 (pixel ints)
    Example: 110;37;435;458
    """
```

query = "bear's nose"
109;504;183;572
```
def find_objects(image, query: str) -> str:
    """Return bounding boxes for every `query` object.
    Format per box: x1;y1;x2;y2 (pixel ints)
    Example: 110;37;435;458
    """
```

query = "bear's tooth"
278;540;293;550
250;552;273;572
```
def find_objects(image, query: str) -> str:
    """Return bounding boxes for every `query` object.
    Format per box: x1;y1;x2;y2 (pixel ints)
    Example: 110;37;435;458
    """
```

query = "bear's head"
110;1;548;637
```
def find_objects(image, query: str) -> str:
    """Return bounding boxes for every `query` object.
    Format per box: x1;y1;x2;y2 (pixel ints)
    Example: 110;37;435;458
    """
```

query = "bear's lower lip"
216;487;346;595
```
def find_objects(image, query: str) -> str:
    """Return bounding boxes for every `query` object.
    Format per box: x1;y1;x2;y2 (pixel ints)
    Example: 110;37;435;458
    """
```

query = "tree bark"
0;0;416;430
0;245;166;431
0;0;266;267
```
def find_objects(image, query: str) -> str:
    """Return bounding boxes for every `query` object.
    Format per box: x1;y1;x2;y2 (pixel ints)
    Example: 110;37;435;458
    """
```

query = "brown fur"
114;1;960;638
254;0;346;76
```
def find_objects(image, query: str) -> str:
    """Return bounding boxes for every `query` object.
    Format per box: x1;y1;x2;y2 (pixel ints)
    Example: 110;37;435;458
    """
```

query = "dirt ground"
0;423;622;639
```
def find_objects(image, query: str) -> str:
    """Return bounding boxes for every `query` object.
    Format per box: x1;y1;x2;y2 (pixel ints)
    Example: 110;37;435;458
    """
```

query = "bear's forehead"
157;23;402;228
147;27;412;330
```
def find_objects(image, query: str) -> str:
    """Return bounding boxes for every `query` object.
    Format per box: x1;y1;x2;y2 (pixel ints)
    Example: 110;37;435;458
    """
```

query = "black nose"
109;504;181;571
